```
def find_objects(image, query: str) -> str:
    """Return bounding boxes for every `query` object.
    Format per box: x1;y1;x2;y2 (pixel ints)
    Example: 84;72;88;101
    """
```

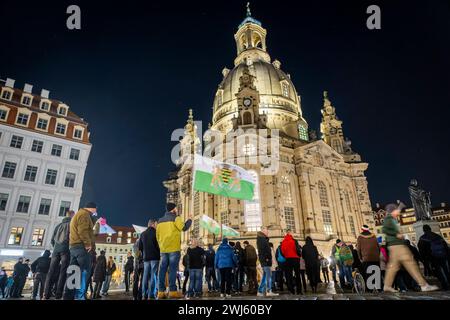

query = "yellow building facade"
164;10;374;255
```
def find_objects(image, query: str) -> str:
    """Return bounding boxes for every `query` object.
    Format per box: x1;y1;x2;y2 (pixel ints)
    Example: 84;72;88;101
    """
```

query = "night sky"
1;0;449;226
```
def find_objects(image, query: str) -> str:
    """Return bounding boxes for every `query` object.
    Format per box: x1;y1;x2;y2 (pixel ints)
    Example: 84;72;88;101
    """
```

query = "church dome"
211;13;308;138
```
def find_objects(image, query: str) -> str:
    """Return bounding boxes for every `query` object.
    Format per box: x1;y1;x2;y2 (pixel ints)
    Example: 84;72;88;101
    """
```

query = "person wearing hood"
280;230;303;294
11;258;30;298
302;237;320;293
44;210;74;299
256;227;278;297
92;250;106;299
357;225;380;283
215;238;238;298
418;224;450;290
382;202;438;292
31;250;51;300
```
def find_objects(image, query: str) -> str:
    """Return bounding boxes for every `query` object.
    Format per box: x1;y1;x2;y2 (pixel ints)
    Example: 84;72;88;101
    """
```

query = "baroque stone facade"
164;10;374;255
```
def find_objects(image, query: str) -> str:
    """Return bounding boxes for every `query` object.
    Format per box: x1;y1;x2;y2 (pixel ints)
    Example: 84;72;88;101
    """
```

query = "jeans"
32;272;47;299
44;250;70;299
102;275;112;294
158;251;181;292
64;246;92;300
337;261;346;287
342;265;353;286
205;267;218;291
258;266;272;294
188;269;203;296
142;260;159;298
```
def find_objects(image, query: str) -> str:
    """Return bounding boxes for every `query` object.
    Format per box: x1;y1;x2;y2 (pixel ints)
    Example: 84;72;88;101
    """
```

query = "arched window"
318;181;329;207
243;111;252;125
344;191;352;212
244;170;262;232
298;124;308;141
281;176;293;205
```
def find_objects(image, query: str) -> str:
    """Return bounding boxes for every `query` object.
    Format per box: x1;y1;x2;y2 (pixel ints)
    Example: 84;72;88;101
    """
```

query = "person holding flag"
156;203;192;299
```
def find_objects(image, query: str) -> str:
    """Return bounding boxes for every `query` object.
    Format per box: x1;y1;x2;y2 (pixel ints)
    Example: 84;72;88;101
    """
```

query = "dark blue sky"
1;0;449;226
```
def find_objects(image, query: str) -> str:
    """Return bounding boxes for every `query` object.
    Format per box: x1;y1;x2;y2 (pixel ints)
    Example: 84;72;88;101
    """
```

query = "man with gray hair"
138;218;160;299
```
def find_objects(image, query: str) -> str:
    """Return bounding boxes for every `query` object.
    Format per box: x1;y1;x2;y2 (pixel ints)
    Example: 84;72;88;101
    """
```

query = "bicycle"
352;268;366;294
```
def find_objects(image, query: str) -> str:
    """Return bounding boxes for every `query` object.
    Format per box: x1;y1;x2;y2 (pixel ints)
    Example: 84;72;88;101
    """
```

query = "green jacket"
382;213;405;247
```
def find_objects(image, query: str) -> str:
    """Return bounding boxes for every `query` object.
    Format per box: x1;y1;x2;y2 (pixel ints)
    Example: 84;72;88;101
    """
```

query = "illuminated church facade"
164;8;374;254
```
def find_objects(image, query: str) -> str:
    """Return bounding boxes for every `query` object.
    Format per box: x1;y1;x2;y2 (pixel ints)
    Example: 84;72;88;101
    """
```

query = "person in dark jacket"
44;211;73;299
186;238;205;298
132;241;144;300
243;241;258;294
31;250;51;300
182;250;190;294
11;258;25;298
0;267;7;298
101;256;116;296
302;237;320;293
138;219;160;299
92;250;106;299
234;242;245;293
215;238;238;297
124;252;134;293
256;228;278;297
418;224;450;290
204;244;219;292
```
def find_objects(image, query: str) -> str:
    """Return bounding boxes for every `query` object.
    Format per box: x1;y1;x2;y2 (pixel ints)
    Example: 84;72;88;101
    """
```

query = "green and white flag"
221;224;240;237
193;154;255;200
199;215;240;237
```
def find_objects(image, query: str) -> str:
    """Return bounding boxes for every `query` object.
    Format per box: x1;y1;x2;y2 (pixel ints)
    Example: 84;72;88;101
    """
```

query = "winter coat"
204;249;216;268
138;226;160;261
418;231;449;260
356;231;380;262
302;241;319;270
156;212;192;253
13;262;29;278
382;214;404;247
124;256;134;272
93;255;107;282
244;244;257;267
235;245;245;267
281;234;300;259
31;250;51;274
69;208;95;249
105;261;116;276
187;246;206;269
256;231;272;267
51;217;71;254
215;240;238;269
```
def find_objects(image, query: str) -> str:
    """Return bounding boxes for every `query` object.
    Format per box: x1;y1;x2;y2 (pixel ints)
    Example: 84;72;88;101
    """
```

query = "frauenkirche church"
164;7;374;255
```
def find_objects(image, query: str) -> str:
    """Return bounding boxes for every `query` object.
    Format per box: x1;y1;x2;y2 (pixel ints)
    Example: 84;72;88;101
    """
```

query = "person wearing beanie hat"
156;202;192;299
382;202;438;293
356;224;380;285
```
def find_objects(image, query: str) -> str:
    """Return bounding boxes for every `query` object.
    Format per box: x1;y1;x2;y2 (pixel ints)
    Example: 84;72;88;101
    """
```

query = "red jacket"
281;234;299;259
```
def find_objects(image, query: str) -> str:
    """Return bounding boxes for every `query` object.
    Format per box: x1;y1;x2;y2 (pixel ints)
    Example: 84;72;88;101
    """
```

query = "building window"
21;96;32;106
194;192;200;216
244;170;262;232
58;107;67;116
2;161;17;178
59;201;71;217
221;210;230;227
282;82;290;98
298;124;309;141
118;231;122;237
0;109;7;120
281;176;293;205
10;135;23;149
31;228;45;246
117;237;122;244
45;169;58;185
322;210;333;235
284;207;296;232
16;196;31;213
16;113;29;126
38;198;52;215
36;118;48;130
318;181;329;207
31;140;43;153
1;90;12;100
243;143;256;156
106;237;111;243
0;193;8;211
127;238;132;244
55;123;66;135
348;215;356;236
40;101;50;111
74;129;83;139
344;192;352;212
193;219;199;237
8;227;24;245
70;148;80;160
51;144;62;157
24;165;38;182
64;172;76;188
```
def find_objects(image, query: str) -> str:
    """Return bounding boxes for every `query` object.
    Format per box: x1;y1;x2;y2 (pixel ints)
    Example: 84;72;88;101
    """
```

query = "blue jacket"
215;241;237;269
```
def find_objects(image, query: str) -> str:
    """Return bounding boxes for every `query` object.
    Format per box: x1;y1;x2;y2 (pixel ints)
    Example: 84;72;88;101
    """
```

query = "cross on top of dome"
239;2;262;28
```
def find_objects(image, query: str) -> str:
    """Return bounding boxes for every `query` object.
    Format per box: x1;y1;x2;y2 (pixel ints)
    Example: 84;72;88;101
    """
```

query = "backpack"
54;221;70;246
276;247;286;264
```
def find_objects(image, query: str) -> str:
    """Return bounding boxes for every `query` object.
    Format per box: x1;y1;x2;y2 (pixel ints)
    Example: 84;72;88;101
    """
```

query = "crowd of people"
1;201;449;300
